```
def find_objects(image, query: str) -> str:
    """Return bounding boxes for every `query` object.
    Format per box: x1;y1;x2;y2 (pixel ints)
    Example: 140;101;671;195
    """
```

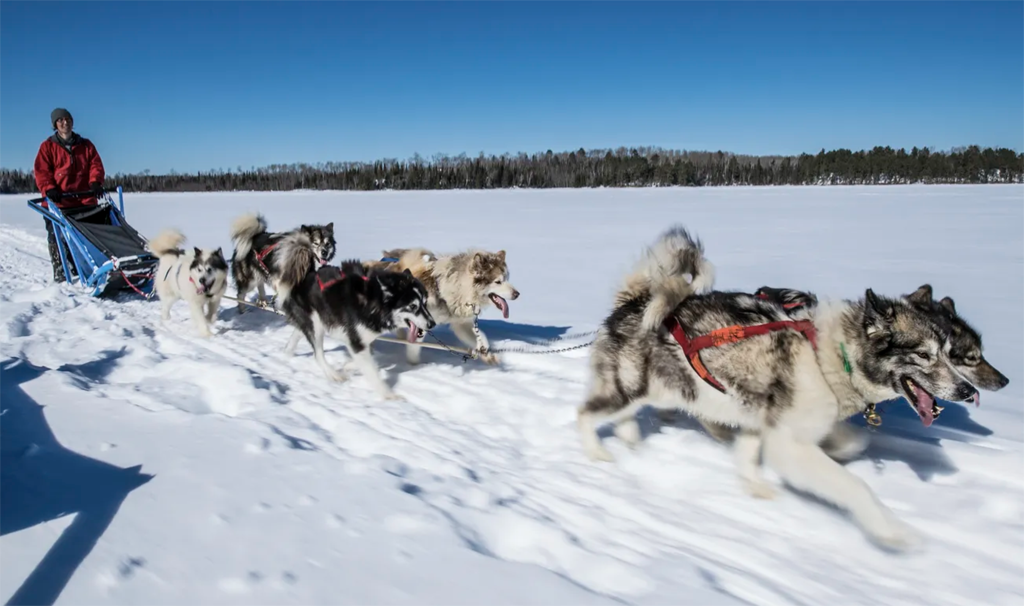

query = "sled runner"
27;187;158;298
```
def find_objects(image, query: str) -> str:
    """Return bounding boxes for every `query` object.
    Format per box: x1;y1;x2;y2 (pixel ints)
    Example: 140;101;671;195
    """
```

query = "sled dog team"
148;213;519;399
148;216;1008;551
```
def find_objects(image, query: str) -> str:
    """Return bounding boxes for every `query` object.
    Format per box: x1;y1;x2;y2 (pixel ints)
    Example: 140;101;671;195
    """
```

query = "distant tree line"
2;145;1021;194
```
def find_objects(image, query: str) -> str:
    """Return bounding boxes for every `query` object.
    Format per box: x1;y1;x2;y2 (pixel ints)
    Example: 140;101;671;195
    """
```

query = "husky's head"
378;269;436;343
904;284;1009;394
856;288;979;427
472;250;520;319
189;247;228;296
299;223;336;265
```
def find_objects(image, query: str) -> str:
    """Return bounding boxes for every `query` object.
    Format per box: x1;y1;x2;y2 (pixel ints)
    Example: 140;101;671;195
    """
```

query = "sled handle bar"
29;186;125;215
27;189;107;203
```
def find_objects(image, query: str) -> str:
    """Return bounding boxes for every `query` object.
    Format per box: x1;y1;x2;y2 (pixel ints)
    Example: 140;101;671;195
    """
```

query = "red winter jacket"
34;134;105;208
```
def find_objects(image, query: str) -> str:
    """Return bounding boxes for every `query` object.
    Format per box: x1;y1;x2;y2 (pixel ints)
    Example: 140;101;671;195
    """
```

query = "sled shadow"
0;358;153;606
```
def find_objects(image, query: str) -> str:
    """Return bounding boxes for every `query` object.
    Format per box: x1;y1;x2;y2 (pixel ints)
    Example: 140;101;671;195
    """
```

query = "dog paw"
868;517;924;553
613;419;642;448
381;391;404;402
741;478;778;500
581;441;616;463
326;370;349;383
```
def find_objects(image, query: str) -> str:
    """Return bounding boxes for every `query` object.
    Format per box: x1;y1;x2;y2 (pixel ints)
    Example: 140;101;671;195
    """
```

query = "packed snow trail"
2;186;1022;605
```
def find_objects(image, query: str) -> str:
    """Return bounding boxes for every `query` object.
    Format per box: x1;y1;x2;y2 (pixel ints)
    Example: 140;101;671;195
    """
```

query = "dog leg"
762;428;920;551
349;344;400;400
453;320;497;365
234;273;250;314
160;295;176;323
257;282;267;304
284;328;303;356
188;298;212;338
310;321;347;383
205;294;223;325
820;421;870;462
734;431;776;499
613;417;642;449
577;409;615;462
700;418;738;443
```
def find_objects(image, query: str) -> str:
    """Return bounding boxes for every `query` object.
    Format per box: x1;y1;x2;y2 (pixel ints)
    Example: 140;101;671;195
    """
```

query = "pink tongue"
493;295;509;319
406;322;419;343
912;383;936;427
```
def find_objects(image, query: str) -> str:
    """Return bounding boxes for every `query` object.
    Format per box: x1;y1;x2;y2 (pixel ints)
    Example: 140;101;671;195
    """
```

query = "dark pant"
45;219;77;283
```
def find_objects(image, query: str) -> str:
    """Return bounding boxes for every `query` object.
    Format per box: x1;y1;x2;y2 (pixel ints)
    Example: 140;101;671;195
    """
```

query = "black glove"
45;188;62;203
90;182;105;197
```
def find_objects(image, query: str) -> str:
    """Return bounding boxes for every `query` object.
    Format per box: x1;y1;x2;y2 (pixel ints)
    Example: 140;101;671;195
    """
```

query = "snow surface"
1;185;1022;605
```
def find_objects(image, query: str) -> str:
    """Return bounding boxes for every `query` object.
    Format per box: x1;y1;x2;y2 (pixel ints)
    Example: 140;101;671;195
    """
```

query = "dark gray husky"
578;226;979;551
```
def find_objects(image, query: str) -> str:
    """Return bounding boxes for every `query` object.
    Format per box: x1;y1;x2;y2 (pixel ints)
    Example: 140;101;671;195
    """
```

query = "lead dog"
578;226;978;550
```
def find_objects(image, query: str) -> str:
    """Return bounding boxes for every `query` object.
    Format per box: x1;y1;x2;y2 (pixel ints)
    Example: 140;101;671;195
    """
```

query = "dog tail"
148;228;186;257
273;231;318;303
229;212;268;259
393;248;435;274
617;226;715;332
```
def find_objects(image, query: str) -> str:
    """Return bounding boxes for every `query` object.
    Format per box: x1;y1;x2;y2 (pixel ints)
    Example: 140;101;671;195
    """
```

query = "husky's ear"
905;284;933;308
496;250;506;263
864;288;895;340
402;268;413;277
939;296;957;316
213;247;224;258
193;246;203;258
325;222;334;233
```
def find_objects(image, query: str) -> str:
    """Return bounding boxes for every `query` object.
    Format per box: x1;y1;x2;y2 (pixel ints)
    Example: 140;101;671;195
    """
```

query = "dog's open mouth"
405;319;424;343
489;294;509;318
901;376;942;427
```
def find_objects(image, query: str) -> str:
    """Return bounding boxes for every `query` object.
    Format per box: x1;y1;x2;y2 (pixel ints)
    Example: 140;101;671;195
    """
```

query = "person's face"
55;116;73;138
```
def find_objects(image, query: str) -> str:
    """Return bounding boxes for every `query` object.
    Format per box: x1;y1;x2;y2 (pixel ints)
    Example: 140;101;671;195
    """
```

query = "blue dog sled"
27;186;159;298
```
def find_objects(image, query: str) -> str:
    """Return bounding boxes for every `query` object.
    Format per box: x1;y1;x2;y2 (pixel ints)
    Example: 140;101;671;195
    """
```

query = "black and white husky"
578;226;980;551
149;228;229;338
229;213;336;311
280;260;436;400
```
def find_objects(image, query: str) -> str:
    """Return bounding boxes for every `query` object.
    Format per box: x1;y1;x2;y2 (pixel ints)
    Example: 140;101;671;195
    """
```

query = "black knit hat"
50;108;72;129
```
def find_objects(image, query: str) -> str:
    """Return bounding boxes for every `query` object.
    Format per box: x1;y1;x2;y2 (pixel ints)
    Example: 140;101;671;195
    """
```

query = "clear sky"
1;1;1021;176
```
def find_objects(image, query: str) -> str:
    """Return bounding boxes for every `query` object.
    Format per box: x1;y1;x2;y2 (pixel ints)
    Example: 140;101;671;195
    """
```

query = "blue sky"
1;1;1021;175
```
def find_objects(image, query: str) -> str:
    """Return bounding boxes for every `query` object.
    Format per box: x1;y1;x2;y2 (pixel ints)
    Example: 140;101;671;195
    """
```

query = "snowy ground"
1;185;1022;605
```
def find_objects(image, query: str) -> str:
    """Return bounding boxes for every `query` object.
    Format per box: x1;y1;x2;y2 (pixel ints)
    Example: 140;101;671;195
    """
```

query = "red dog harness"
317;271;368;291
664;316;818;393
255;242;280;275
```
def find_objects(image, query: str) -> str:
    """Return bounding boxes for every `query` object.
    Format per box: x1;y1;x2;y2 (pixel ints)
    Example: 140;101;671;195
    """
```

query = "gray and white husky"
578;226;979;550
149;228;229;338
698;283;1009;450
229;213;336;312
365;247;520;365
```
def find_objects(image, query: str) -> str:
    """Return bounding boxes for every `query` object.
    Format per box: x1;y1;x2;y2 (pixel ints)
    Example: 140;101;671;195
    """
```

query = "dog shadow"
221;302;288;333
0;358;154;606
847;397;993;481
636;398;993;483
